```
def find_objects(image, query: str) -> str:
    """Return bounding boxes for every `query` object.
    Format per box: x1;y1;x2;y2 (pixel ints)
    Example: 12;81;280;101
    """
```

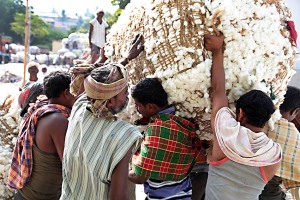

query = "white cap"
26;61;39;70
95;8;104;15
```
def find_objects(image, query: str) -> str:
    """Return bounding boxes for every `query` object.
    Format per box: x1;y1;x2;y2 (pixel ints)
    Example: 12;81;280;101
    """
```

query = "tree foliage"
48;29;68;41
0;0;25;43
68;26;78;35
104;9;123;28
111;0;130;9
78;20;90;33
34;29;68;49
107;0;130;29
11;13;50;43
68;16;94;34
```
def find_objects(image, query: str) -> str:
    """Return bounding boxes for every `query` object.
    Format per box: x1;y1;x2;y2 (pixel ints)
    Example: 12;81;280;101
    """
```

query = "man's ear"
62;89;68;97
63;89;74;101
145;103;155;111
237;108;244;121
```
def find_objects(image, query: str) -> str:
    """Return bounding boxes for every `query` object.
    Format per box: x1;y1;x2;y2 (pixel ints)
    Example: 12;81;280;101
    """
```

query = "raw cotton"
106;0;297;139
0;94;20;199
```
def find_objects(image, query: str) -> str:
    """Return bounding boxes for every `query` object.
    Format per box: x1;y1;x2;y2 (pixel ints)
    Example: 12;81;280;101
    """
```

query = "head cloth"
70;63;128;119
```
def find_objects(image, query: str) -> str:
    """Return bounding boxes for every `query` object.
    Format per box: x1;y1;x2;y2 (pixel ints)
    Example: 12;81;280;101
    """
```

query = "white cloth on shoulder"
215;107;282;167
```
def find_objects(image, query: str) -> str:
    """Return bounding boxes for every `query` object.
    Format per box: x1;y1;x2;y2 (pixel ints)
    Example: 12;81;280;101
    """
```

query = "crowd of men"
6;7;300;200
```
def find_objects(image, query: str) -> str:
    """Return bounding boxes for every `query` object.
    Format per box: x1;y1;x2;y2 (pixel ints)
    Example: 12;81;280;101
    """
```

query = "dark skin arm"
120;34;144;67
204;33;227;161
128;170;148;184
109;145;134;200
89;23;94;48
205;34;281;180
35;113;69;161
204;34;227;124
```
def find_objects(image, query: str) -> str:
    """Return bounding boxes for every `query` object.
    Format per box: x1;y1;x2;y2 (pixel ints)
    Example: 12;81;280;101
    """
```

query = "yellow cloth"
69;64;95;96
264;118;300;182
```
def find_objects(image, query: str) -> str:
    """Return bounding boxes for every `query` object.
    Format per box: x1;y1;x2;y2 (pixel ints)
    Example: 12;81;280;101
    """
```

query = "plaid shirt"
8;104;71;189
133;113;205;181
283;179;300;190
264;118;300;185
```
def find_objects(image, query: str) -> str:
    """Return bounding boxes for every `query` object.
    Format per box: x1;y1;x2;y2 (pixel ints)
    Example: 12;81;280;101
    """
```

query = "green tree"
11;13;50;44
48;29;68;41
65;18;90;34
78;20;90;33
34;29;68;49
104;9;123;28
0;0;25;43
68;26;78;35
107;0;130;29
76;15;94;34
111;0;130;9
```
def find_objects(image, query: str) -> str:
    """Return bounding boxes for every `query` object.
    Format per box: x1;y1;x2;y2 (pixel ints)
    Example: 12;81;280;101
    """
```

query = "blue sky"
28;0;117;16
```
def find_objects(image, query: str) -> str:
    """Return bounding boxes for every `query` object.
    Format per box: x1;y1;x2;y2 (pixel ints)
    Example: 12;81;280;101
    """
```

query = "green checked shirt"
132;113;203;181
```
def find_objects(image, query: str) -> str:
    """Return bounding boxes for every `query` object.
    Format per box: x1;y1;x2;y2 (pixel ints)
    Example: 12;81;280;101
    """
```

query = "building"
35;11;78;31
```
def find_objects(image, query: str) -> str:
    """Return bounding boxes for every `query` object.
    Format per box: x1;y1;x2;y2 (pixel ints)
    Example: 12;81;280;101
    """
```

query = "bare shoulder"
37;112;69;133
40;112;68;124
35;112;69;157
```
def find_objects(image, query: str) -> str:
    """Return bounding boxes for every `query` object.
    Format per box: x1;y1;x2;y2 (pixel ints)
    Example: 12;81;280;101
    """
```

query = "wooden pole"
22;0;29;88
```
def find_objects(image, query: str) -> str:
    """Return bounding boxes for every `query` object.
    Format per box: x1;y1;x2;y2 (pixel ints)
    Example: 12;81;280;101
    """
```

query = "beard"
111;97;129;114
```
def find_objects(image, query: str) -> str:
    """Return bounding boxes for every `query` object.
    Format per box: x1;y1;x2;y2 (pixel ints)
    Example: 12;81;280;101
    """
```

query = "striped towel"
8;104;71;189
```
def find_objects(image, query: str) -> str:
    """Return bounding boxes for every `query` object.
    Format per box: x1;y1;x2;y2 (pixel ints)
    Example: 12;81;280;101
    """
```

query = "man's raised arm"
204;34;227;128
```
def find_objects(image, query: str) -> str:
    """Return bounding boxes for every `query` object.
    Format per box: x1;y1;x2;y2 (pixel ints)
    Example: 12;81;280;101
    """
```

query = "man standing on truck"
89;8;108;64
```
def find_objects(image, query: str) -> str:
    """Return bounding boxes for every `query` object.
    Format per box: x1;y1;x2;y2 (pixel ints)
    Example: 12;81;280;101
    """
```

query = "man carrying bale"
129;78;206;199
60;35;144;200
204;33;282;200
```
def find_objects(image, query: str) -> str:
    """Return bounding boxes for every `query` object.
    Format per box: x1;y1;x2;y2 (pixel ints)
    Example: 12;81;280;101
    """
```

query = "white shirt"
89;18;108;48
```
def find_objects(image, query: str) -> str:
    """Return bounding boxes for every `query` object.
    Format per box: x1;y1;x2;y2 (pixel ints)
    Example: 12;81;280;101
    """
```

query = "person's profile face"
110;86;129;114
133;98;153;118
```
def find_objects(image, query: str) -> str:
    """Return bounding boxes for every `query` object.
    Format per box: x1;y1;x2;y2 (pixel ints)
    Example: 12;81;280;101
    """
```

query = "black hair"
43;71;71;98
280;86;300;112
90;67;110;83
236;90;275;128
90;65;123;83
131;78;168;108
